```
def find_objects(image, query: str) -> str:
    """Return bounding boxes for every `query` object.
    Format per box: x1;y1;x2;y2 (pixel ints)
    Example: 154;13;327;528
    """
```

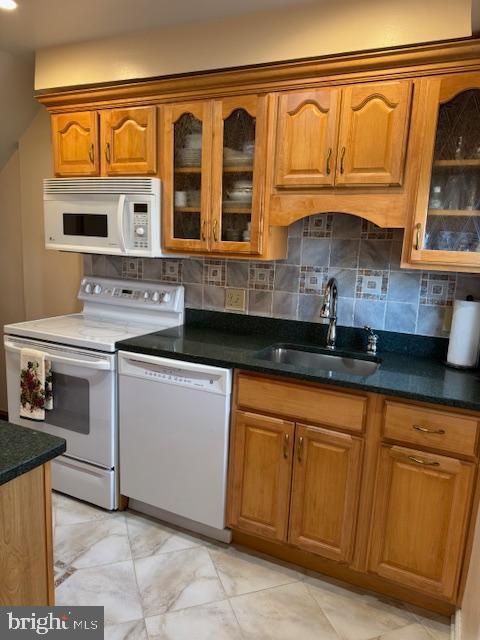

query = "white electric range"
4;277;184;509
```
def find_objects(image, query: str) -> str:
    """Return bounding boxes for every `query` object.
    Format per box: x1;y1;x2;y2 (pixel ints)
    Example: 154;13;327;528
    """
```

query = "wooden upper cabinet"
100;106;157;175
369;445;475;600
274;89;340;188
228;411;294;542
210;95;267;255
289;424;363;563
335;81;412;186
406;72;480;272
52;111;99;176
161;100;212;253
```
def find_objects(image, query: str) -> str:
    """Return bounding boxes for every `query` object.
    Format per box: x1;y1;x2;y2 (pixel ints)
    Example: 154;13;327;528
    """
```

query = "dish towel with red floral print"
20;348;53;421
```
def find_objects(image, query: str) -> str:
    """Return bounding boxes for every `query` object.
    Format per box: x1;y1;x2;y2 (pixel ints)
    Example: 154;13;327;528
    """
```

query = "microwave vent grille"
44;178;160;195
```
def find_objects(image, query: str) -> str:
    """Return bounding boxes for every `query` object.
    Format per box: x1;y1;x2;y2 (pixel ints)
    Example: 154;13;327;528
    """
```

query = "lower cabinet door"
369;445;475;600
228;411;294;541
288;424;363;562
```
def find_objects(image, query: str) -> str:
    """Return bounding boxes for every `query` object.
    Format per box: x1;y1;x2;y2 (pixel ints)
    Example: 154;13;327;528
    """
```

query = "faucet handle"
364;326;379;355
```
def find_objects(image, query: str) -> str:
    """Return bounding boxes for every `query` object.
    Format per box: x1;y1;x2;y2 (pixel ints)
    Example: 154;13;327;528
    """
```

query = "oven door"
44;193;126;254
4;336;116;469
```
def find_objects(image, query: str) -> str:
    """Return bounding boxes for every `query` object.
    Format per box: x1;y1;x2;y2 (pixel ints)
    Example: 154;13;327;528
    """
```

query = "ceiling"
0;0;317;54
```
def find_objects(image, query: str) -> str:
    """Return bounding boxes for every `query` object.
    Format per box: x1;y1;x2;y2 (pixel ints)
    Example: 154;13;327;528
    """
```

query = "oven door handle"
117;194;127;254
4;340;112;370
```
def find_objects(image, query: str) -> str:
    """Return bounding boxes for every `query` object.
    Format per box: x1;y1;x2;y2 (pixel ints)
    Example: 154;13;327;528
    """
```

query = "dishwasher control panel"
118;351;232;396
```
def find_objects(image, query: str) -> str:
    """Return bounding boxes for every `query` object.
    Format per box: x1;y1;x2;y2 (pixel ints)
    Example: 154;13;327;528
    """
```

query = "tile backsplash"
84;213;480;337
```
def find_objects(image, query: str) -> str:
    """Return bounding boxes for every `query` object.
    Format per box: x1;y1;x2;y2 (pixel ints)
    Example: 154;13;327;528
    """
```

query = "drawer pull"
407;455;440;467
298;436;304;462
283;433;289;459
413;424;446;435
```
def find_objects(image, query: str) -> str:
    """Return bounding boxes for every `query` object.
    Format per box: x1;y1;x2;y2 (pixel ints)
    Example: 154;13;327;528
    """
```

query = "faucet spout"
320;277;338;350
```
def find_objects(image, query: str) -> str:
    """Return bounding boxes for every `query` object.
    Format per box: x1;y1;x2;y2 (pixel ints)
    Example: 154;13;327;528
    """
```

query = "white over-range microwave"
44;177;167;257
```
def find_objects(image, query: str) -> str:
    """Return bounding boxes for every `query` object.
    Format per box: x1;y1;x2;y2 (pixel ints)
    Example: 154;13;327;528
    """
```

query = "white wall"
35;0;472;90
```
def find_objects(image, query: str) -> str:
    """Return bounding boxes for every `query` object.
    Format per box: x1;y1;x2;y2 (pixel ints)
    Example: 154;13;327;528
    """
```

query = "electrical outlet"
225;288;246;312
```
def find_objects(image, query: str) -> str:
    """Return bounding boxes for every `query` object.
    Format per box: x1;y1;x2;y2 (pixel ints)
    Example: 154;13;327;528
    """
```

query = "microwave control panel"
131;202;150;250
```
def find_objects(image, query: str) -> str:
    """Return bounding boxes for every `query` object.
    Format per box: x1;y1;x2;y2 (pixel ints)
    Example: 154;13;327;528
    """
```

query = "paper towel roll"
447;300;480;368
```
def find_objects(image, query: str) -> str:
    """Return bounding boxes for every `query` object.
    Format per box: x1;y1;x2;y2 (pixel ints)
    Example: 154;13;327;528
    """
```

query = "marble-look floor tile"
208;545;301;596
55;516;131;569
372;623;434;640
407;606;451;640
145;600;243;640
230;581;339;640
125;511;200;559
306;575;414;640
134;547;225;617
104;619;148;640
53;492;116;527
56;560;143;625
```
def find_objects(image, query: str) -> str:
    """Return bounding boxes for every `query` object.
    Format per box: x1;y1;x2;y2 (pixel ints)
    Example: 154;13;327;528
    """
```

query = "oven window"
63;213;108;237
46;373;90;434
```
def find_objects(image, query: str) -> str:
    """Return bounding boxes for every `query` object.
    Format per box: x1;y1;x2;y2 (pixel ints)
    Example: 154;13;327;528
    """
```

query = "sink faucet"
320;277;338;350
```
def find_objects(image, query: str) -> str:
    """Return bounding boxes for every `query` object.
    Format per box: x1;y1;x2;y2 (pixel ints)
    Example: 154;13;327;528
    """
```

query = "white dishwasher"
118;351;232;542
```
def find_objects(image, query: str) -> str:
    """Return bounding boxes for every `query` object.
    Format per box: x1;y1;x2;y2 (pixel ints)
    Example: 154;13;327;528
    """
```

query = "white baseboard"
453;610;462;640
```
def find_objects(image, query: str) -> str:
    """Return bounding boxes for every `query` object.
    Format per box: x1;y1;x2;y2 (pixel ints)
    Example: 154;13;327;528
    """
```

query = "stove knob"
162;292;171;303
143;291;150;300
152;291;160;303
94;284;102;295
135;227;145;236
84;283;93;294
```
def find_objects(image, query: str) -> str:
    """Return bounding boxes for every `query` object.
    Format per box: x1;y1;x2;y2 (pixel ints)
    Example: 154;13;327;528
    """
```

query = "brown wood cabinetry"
0;464;54;605
52;106;156;177
369;445;475;600
228;411;294;541
52;111;99;176
228;371;480;612
289;424;363;562
274;81;411;190
404;72;480;272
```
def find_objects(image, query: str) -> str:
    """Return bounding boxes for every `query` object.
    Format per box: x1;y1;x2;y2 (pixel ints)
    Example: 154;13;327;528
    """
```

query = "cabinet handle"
201;220;207;242
407;455;440;467
326;148;332;175
105;142;111;163
213;219;218;242
415;223;422;250
297;436;304;462
340;146;346;174
283;433;289;459
88;143;94;164
413;424;446;435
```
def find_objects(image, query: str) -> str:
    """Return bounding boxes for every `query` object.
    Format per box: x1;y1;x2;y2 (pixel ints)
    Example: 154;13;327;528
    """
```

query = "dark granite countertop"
0;420;66;487
116;310;480;412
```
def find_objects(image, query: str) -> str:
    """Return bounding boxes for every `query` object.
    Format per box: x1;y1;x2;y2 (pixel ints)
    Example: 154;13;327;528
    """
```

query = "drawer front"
237;374;366;433
383;401;479;457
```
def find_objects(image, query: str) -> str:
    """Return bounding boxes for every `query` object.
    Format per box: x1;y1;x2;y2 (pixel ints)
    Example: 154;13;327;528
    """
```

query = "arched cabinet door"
100;106;157;175
161;101;213;253
335;81;412;186
408;72;480;271
210;95;268;255
52;111;99;176
274;89;340;188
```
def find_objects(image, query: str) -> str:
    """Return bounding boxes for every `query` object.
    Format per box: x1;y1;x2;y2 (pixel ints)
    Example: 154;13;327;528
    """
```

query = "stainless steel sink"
253;344;380;377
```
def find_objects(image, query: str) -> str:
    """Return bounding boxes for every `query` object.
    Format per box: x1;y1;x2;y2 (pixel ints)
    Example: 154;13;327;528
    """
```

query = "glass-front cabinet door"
411;73;480;270
162;101;212;252
210;95;267;254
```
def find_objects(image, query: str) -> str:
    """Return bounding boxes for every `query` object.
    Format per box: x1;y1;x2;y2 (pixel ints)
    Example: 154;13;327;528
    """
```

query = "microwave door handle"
4;341;111;370
117;194;127;254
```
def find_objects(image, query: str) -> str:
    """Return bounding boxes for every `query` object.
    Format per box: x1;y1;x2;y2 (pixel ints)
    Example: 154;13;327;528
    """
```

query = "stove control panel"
79;278;184;312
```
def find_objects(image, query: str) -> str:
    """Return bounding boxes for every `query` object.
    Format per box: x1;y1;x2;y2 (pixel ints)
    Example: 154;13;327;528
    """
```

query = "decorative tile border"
122;257;143;279
203;259;226;286
249;263;275;290
299;266;328;295
303;214;333;238
361;219;394;240
420;273;456;306
356;270;389;300
161;259;182;283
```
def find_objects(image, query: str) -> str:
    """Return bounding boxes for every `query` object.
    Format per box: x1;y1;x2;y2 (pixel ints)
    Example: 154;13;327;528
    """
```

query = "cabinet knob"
326;147;332;175
415;223;422;251
283;433;289;459
89;143;94;164
105;142;111;163
213;219;218;242
298;436;304;462
340;146;346;174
